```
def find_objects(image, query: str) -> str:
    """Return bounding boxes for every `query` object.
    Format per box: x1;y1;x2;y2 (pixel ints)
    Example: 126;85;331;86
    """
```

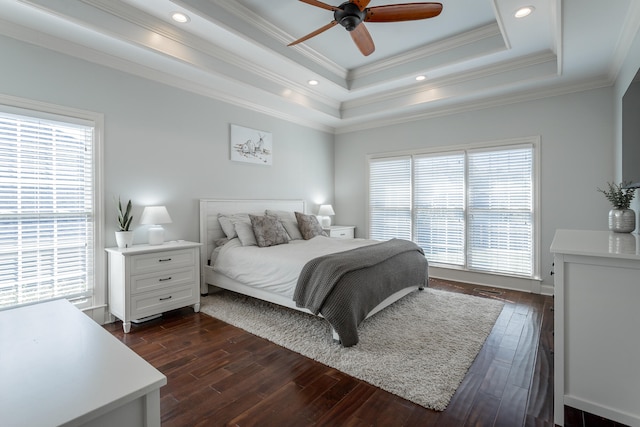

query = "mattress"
211;235;377;299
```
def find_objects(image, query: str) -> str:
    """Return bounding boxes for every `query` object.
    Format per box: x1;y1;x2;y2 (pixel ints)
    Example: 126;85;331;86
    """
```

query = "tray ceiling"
0;0;637;133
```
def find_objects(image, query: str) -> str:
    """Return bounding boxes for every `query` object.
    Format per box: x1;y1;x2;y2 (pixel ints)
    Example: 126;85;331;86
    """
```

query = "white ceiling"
0;0;638;133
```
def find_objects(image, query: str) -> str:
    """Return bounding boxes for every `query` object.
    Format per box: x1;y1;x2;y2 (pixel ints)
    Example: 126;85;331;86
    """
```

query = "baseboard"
429;266;547;294
564;396;640;427
540;283;554;296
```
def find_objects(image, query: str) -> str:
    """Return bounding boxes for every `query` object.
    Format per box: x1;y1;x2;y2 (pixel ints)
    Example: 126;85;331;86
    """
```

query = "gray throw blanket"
294;238;428;346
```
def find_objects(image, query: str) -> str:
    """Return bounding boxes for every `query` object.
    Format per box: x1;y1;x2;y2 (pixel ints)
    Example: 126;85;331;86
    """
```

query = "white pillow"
231;218;258;246
217;213;249;239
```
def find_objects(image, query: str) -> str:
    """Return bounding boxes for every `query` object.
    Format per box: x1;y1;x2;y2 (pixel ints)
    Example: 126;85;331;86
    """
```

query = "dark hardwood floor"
104;278;555;426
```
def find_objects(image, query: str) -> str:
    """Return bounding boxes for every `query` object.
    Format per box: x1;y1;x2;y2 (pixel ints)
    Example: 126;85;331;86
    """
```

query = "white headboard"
199;199;305;293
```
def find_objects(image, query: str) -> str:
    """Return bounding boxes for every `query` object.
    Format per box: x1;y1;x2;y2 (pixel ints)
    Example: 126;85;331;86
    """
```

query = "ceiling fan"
288;0;443;56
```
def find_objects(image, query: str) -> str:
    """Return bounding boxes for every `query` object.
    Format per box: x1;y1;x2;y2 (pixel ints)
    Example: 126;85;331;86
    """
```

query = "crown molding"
490;0;511;50
350;23;504;80
3;0;629;136
84;0;342;110
22;0;342;114
552;0;562;75
609;0;640;81
343;51;558;111
335;75;613;134
0;13;615;136
211;0;348;80
0;18;337;133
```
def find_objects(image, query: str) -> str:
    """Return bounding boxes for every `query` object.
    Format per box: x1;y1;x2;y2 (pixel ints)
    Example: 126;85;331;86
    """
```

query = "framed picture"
230;124;272;165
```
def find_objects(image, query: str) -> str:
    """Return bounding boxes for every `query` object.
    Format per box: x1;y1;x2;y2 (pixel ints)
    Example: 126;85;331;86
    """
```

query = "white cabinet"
323;225;355;239
106;241;202;333
551;230;640;427
0;299;166;426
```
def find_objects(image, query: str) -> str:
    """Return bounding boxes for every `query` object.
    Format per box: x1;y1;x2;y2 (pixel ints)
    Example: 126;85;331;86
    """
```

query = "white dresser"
551;229;640;426
323;225;355;239
106;241;201;333
0;299;166;426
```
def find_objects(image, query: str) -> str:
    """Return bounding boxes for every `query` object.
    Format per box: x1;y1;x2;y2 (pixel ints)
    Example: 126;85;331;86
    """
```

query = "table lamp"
317;204;335;227
140;206;172;245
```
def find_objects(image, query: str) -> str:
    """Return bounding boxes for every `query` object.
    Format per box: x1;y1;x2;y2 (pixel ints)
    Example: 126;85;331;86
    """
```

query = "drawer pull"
159;277;172;282
158;258;172;262
159;295;173;301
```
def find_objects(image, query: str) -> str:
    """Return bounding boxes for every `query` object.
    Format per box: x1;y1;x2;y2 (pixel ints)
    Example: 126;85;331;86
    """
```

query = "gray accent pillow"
295;212;328;240
250;214;289;247
265;209;303;240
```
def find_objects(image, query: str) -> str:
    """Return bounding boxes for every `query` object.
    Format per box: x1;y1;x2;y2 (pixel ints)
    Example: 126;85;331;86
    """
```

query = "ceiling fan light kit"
335;3;366;31
289;0;443;56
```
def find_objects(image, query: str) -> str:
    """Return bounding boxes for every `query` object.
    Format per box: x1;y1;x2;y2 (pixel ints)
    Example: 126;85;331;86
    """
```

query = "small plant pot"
608;208;636;233
115;231;134;248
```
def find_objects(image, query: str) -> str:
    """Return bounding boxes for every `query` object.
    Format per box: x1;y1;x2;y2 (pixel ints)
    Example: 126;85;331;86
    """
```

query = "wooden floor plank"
106;279;555;426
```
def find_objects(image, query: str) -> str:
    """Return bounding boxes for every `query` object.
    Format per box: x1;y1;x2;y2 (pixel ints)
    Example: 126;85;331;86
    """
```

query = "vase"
608;208;636;233
115;231;134;248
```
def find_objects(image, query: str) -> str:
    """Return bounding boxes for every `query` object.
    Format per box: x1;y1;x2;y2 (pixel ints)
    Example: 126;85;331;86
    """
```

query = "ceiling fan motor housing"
334;2;366;31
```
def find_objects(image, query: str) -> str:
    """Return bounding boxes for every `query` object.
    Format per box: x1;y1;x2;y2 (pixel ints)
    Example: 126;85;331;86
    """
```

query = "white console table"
0;299;166;426
551;229;640;426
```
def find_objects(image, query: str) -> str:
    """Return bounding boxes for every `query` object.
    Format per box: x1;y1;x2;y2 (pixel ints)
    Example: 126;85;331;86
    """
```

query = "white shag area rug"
200;288;504;411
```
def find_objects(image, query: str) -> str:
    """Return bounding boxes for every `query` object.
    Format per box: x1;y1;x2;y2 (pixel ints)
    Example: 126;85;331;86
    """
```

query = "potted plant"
598;182;636;233
115;197;134;248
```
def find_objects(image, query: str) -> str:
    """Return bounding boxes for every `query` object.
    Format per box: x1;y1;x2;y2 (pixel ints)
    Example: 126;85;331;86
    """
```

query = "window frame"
367;136;540;281
0;94;105;316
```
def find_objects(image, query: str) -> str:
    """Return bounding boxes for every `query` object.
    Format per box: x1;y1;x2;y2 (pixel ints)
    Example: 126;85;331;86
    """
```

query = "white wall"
335;88;616;289
0;35;335;247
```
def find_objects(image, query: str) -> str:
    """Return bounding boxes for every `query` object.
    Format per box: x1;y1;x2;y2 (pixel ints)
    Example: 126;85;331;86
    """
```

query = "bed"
199;199;428;346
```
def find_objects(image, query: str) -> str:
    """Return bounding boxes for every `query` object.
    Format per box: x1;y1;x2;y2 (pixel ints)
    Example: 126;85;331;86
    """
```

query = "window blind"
414;152;465;266
0;111;95;309
367;141;536;279
467;145;533;276
368;157;412;241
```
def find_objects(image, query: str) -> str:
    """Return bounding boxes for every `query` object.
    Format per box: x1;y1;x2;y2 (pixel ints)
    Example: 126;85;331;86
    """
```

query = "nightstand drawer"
130;284;197;319
130;268;197;294
130;249;196;275
324;226;355;239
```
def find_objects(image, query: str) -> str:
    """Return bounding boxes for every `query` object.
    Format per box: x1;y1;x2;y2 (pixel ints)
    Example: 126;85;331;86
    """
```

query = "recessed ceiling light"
514;6;534;18
171;12;190;23
308;80;319;86
415;75;426;81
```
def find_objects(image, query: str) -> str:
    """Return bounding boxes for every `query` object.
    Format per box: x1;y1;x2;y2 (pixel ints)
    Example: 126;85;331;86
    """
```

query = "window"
0;102;102;310
369;157;412;241
368;140;537;279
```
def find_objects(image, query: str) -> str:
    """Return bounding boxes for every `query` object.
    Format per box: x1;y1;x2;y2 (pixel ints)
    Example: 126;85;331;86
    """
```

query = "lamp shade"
139;206;172;225
317;204;335;216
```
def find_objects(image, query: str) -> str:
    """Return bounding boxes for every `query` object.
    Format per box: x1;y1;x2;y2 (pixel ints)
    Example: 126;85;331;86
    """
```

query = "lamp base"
148;225;165;245
321;216;331;227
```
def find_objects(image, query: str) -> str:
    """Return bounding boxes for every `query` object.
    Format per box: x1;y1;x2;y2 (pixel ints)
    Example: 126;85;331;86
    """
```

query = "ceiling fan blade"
298;0;338;12
288;21;338;46
350;23;375;56
365;3;443;22
350;0;372;11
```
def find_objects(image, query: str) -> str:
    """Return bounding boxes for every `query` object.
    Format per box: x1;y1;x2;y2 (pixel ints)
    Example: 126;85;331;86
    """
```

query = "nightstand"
323;225;355;239
106;241;202;333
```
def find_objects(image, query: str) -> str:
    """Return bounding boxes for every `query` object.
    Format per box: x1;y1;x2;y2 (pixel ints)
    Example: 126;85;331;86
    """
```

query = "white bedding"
212;236;377;299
